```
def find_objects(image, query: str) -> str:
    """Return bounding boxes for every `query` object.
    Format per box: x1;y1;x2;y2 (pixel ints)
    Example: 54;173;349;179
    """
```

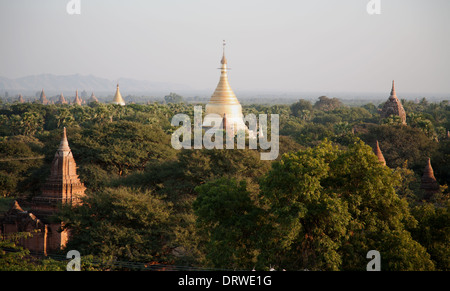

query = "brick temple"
0;128;86;254
380;80;407;125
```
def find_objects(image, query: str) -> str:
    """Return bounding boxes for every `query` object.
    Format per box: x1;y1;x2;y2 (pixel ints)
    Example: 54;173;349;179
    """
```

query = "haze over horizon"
1;0;449;96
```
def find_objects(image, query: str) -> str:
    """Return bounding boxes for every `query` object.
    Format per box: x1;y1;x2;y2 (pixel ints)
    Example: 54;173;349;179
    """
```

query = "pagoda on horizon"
204;41;248;134
380;80;407;125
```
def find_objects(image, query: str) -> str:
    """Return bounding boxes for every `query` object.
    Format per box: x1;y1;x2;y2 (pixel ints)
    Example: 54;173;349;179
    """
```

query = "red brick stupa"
420;158;440;199
380;81;407;125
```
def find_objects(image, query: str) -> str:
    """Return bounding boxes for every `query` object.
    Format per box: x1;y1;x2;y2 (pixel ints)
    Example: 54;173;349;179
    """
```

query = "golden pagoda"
112;83;126;106
204;41;247;134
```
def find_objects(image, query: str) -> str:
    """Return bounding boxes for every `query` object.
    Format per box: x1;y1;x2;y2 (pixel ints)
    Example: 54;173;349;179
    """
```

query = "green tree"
257;141;350;270
290;99;313;120
164;92;184;104
360;124;439;171
58;187;174;266
258;140;434;270
193;178;261;269
409;202;450;271
313;96;343;111
70;121;176;176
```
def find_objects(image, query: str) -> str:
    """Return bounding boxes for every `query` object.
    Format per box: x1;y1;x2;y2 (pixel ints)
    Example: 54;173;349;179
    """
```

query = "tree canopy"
0;97;448;270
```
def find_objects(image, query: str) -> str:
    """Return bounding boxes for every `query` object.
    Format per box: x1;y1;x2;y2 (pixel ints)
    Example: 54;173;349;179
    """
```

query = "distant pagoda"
57;93;68;105
373;140;386;166
380;81;407;125
420;158;440;199
112;84;125;106
18;94;24;103
88;92;99;104
72;90;82;106
39;89;49;105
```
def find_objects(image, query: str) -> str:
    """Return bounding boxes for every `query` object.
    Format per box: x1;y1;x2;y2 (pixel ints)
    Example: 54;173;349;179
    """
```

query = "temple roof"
389;80;397;100
10;200;25;213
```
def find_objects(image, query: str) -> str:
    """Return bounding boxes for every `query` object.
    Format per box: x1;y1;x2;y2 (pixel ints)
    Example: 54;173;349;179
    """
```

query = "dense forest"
0;96;448;271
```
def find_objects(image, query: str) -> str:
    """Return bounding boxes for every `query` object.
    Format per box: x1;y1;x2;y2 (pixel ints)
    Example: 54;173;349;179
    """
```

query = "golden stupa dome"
113;84;126;106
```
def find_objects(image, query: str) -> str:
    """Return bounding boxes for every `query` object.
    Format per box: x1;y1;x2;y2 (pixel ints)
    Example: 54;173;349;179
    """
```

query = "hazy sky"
1;0;449;95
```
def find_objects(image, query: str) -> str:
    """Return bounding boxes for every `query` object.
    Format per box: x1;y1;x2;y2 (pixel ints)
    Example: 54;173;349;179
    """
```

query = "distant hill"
0;74;191;94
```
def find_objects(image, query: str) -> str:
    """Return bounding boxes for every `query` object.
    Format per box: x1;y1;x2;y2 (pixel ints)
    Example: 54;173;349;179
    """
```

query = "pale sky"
1;0;449;95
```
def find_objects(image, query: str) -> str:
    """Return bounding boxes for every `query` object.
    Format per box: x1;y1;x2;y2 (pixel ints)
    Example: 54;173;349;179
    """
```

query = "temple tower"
57;93;68;105
39;89;49;105
32;127;86;218
88;92;99;104
380;80;407;125
204;41;247;134
73;90;82;106
1;128;86;254
374;140;386;166
420;158;440;198
112;84;126;105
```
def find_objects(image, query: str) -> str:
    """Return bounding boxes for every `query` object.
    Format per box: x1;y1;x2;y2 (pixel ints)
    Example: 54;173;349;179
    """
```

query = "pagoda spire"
58;93;67;104
221;39;227;65
88;92;99;104
208;41;240;105
73;90;82;105
421;157;440;198
390;80;396;99
112;83;125;106
380;80;407;125
374;140;386;166
423;158;436;181
204;41;248;135
58;127;70;152
32;127;86;219
39;89;49;105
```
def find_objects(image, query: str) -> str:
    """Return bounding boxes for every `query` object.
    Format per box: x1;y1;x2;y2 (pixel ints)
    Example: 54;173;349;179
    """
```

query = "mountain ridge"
0;74;191;93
